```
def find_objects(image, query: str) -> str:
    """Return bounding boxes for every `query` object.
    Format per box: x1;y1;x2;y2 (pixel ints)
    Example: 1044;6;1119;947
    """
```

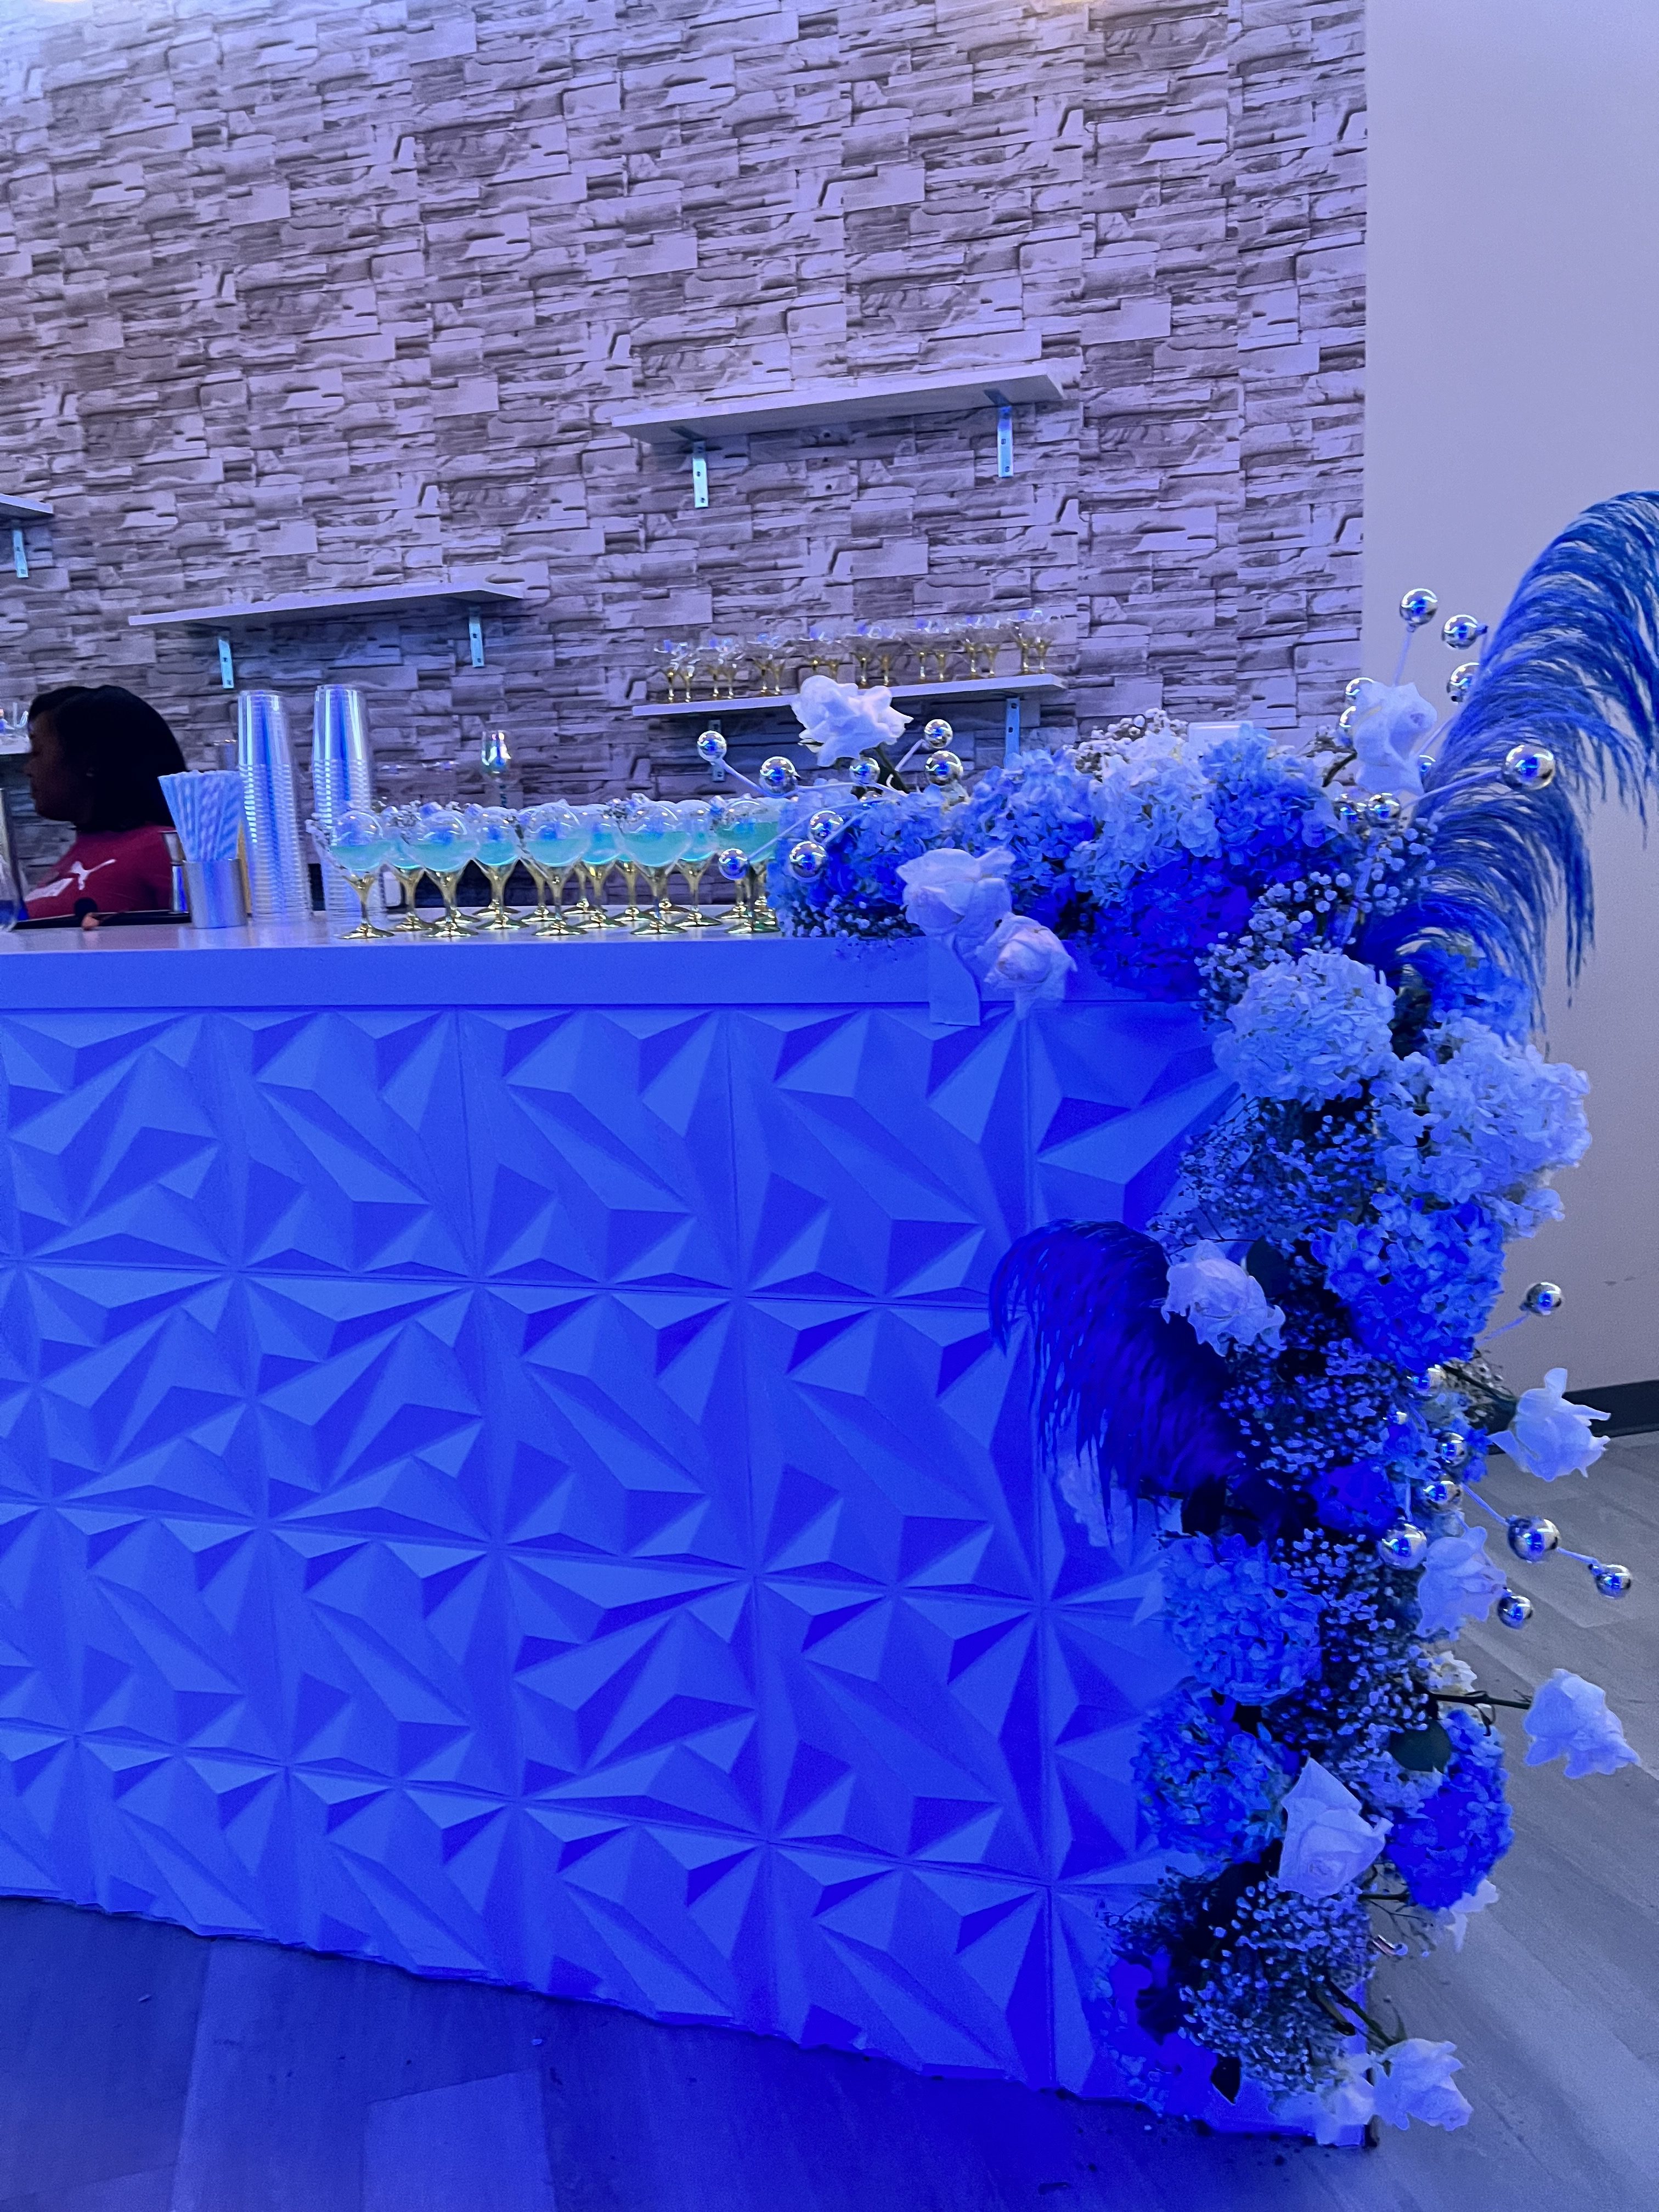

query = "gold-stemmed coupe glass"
464;804;526;929
577;806;628;926
381;805;436;931
674;800;719;922
617;800;691;934
518;803;590;933
719;799;783;933
406;805;482;937
307;809;394;939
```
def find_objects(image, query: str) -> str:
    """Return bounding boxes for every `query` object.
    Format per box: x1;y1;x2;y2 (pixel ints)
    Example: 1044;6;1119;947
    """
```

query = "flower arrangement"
768;492;1659;2141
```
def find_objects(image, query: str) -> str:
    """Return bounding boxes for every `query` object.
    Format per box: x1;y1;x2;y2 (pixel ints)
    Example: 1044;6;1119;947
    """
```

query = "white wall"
1366;0;1659;1390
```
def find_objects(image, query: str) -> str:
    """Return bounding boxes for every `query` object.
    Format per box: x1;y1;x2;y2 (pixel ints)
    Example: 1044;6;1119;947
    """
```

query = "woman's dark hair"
29;684;187;832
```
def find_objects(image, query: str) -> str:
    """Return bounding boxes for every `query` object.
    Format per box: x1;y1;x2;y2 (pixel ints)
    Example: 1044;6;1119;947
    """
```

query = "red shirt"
26;826;176;918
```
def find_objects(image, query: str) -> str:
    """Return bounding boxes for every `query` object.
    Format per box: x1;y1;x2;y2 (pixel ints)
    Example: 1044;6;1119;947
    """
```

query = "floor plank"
363;2073;554;2212
0;1903;205;2203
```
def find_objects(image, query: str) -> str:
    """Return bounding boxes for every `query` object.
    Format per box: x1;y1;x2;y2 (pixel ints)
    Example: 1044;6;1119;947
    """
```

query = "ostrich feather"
1375;490;1659;1003
990;1221;1247;1503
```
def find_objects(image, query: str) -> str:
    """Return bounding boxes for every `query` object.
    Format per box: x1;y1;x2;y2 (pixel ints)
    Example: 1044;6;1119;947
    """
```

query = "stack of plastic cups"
237;691;312;923
311;685;383;934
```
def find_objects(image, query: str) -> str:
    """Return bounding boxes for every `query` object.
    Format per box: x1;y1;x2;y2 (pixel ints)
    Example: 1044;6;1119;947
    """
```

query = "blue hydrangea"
1378;1016;1590;1216
1133;1688;1295;1867
1307;1459;1401;1536
1161;1536;1323;1703
1214;951;1401;1104
1317;1195;1509;1369
952;747;1101;930
1069;721;1218;907
1388;1708;1514;1910
770;787;952;937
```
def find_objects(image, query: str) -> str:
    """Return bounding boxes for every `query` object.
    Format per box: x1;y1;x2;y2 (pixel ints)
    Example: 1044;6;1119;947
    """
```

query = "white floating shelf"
633;674;1064;720
128;579;528;631
0;493;53;523
614;361;1076;445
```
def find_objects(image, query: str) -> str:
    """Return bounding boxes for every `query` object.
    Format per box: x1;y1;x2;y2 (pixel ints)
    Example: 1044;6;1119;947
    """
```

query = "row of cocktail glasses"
306;797;795;940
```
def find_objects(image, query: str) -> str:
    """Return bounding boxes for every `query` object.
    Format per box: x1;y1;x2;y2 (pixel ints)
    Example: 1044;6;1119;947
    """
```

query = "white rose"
895;847;1014;944
1369;2039;1472;2132
1346;679;1438;797
1162;1241;1285;1355
1275;2058;1375;2146
1414;1523;1508;1638
792;673;911;765
968;914;1075;1018
1493;1367;1607;1482
1435;1876;1499;1952
1275;1758;1390;1899
1523;1668;1638;1779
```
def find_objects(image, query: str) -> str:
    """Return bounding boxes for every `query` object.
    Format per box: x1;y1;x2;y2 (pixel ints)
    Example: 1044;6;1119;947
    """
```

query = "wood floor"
0;1442;1654;2212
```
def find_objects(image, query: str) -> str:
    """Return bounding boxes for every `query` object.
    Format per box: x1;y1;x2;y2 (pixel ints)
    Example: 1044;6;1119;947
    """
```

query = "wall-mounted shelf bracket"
992;394;1014;478
691;440;709;510
10;529;26;580
216;636;235;690
1003;693;1023;759
467;607;485;668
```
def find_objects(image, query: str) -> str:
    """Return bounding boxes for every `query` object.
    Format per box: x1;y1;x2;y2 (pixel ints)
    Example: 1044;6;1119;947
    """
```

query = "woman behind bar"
24;684;187;918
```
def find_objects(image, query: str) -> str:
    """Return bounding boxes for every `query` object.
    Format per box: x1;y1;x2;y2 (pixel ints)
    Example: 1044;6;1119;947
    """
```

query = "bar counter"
0;921;1249;2110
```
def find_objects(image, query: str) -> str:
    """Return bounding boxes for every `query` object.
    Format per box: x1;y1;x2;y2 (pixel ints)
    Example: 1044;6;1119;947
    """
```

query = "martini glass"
465;804;525;929
674;799;719;923
407;804;482;936
518;803;590;933
308;809;393;939
618;800;691;933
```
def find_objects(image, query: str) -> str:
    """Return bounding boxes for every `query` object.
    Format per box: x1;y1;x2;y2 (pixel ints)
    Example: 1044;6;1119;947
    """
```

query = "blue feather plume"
990;1222;1246;1503
1374;490;1659;1002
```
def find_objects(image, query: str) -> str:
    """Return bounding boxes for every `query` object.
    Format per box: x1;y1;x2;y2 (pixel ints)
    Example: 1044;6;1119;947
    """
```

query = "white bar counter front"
0;922;1258;2117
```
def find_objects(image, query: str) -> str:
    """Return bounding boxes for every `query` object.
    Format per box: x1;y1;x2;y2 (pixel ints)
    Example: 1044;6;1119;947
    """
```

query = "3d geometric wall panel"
0;938;1249;2117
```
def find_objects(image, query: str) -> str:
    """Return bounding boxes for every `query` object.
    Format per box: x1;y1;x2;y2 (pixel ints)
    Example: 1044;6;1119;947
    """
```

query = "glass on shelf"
912;616;953;684
850;621;879;688
308;808;393;939
656;638;699;704
703;634;746;701
749;630;798;696
800;620;847;682
865;620;906;687
518;802;589;933
960;613;1003;680
1010;606;1057;674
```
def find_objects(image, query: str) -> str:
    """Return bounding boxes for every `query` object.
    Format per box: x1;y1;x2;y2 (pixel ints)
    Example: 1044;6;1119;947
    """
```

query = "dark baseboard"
1568;1380;1659;1436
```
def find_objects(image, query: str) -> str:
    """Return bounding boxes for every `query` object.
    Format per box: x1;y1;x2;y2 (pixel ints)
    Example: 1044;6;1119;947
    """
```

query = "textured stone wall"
0;0;1363;807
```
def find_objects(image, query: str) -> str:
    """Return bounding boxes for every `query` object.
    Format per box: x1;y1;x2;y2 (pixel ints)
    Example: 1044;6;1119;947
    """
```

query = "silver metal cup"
183;856;249;929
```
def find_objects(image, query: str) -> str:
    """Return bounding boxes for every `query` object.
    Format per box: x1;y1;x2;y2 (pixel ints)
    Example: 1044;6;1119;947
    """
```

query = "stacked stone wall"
0;0;1364;803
